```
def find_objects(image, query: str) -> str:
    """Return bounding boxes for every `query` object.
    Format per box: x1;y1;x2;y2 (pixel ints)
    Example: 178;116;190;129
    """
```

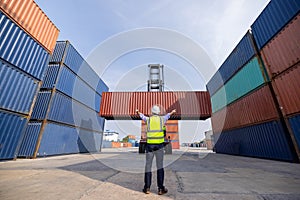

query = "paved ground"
0;147;300;200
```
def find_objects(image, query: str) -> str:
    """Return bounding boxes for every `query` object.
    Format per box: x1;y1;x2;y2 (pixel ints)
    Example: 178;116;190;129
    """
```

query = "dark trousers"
144;143;165;189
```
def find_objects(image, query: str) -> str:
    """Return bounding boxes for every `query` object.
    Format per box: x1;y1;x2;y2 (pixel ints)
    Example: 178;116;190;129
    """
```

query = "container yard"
1;0;300;199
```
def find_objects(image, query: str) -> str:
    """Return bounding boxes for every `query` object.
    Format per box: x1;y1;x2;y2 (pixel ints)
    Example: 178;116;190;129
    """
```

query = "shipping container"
0;11;50;80
260;13;300;78
166;133;179;141
0;59;39;114
41;64;60;89
214;120;294;161
100;91;211;120
0;110;28;159
49;41;109;95
251;0;300;49
18;122;41;157
170;141;180;149
0;0;59;53
288;114;300;149
211;56;267;113
271;63;300;116
211;84;279;133
207;31;256;95
31;91;105;132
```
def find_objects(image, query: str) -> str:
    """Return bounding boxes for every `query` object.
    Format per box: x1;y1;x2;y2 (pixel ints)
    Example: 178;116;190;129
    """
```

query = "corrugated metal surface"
251;0;300;49
100;91;211;120
55;66;101;112
0;59;39;114
0;110;27;159
37;123;79;156
49;41;108;95
30;91;51;120
211;85;279;133
49;41;67;63
41;64;60;89
18;122;41;157
272;63;300;116
207;31;256;95
0;0;59;53
0;11;49;80
211;57;266;113
214;120;294;161
261;13;300;78
37;122;102;156
288;114;300;148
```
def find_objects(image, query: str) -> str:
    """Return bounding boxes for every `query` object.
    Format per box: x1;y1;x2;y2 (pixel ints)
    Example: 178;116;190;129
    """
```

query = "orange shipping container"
271;63;300;116
100;91;211;120
261;13;300;78
170;141;180;149
0;0;59;54
166;133;179;141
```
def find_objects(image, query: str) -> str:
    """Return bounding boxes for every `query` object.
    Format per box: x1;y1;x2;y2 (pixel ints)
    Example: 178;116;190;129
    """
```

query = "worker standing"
136;105;176;195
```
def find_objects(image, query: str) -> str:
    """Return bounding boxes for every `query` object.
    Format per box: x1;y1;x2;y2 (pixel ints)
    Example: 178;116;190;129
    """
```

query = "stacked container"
0;1;59;160
208;0;300;162
252;0;300;160
18;41;108;158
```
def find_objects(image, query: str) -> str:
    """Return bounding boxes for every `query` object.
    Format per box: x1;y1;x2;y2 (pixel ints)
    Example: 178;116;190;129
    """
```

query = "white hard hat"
151;105;160;115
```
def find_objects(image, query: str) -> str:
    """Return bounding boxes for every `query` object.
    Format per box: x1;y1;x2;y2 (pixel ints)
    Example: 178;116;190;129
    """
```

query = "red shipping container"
0;0;59;54
272;63;300;116
260;13;300;78
166;133;179;141
100;91;211;120
170;141;180;149
211;84;279;132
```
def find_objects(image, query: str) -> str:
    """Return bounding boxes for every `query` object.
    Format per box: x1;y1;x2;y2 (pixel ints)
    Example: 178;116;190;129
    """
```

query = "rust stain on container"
261;13;300;78
100;91;211;120
272;63;300;116
211;84;279;133
0;0;60;54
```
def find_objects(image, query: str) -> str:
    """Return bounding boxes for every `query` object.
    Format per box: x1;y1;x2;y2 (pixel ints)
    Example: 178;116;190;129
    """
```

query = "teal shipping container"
211;57;267;113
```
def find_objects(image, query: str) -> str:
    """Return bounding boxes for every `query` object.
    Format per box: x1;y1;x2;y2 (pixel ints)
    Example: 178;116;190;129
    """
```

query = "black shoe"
143;188;150;194
158;187;168;195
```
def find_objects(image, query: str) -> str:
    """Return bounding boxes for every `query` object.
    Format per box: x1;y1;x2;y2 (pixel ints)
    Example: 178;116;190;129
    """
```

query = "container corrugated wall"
251;0;300;49
18;122;41;157
211;84;279;133
0;11;49;80
207;31;256;96
260;13;300;78
41;64;60;89
271;63;300;116
0;0;59;54
288;115;300;149
214;120;294;161
36;122;102;156
211;57;267;113
0;59;39;114
0;110;28;159
100;91;211;120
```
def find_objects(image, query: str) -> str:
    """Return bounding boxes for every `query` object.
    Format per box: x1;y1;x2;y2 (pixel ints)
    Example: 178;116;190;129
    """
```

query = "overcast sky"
35;0;270;143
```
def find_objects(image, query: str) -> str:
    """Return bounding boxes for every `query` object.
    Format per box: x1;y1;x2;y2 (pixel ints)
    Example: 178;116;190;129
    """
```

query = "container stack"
0;0;59;160
207;0;300;162
141;120;179;149
18;41;108;158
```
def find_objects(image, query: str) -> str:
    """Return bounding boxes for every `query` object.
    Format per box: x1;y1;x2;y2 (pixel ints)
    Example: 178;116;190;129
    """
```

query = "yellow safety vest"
146;115;164;144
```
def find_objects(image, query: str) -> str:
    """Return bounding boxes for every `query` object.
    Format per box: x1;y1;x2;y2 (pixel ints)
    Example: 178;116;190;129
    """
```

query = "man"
136;105;176;195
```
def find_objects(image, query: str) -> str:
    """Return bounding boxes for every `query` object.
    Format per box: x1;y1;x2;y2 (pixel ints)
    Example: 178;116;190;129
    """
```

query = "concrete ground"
0;147;300;200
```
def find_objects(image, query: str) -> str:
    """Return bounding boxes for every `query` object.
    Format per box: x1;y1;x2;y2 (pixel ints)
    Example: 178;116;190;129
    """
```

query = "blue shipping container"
0;59;39;114
37;122;102;156
41;64;60;89
0;110;28;159
207;31;256;96
214;120;294;161
0;11;49;80
251;0;300;49
288;114;300;149
49;41;108;95
18;122;42;157
30;91;52;120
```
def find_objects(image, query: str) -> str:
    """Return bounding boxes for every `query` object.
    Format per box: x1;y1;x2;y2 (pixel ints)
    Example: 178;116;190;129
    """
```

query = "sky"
35;0;270;143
